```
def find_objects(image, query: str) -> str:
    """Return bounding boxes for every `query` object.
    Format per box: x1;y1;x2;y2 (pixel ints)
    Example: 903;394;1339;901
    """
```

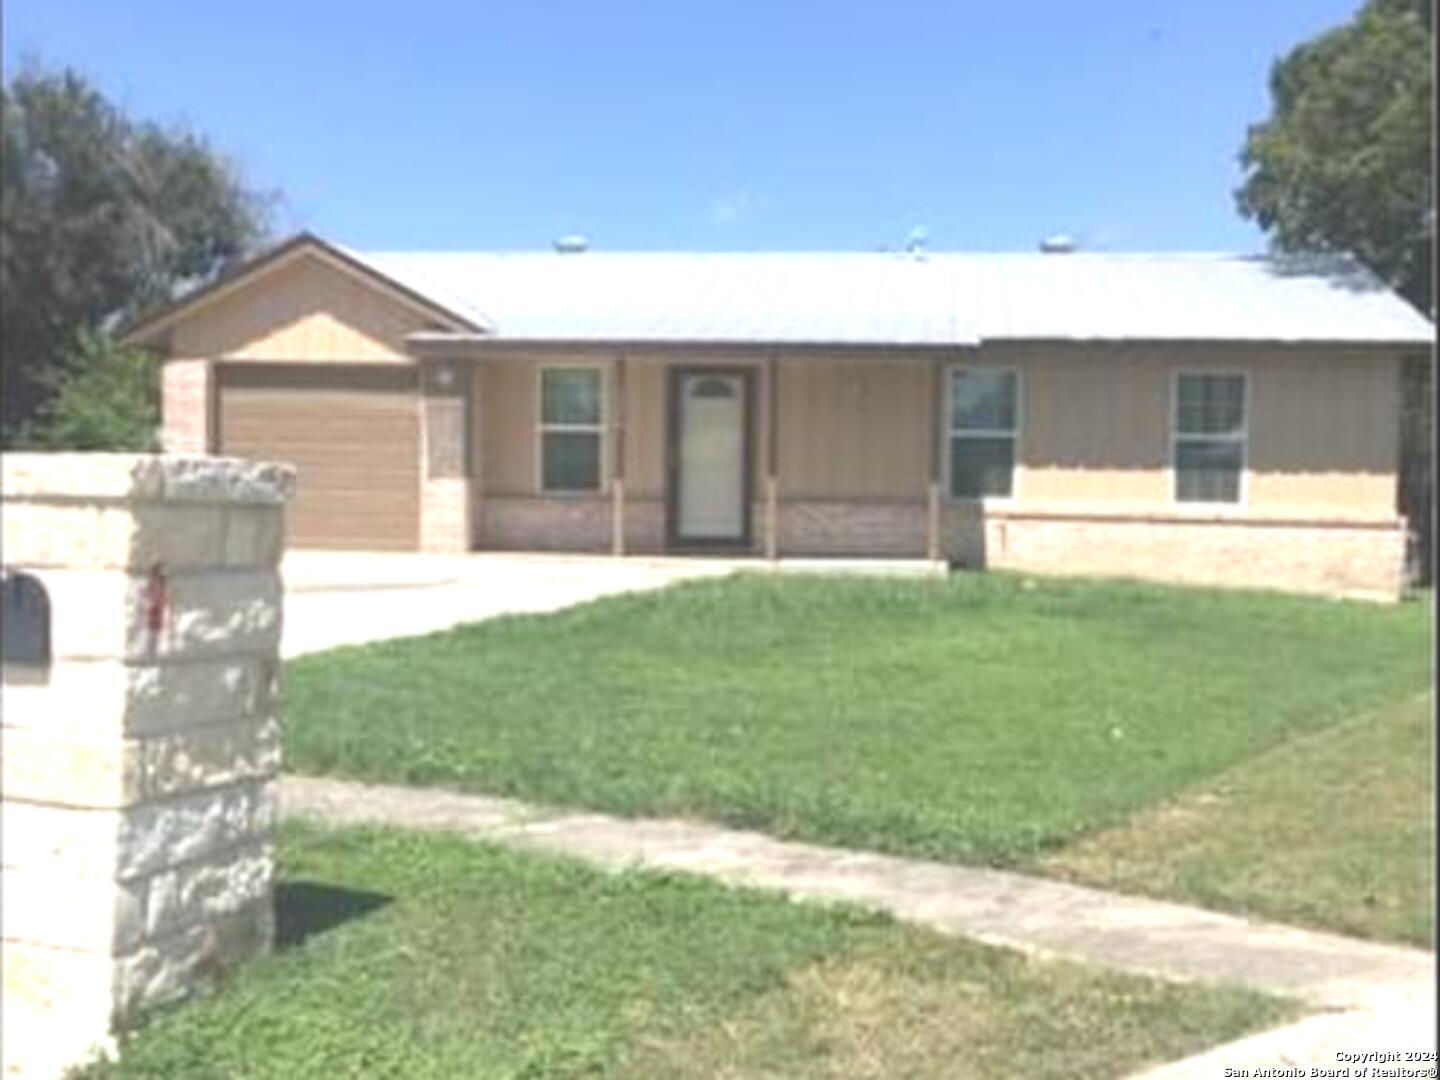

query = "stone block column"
419;358;473;553
2;453;294;1080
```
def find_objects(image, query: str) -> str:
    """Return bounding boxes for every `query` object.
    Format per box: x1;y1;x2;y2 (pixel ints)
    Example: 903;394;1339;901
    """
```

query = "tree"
1237;0;1433;311
13;331;160;451
1;64;272;443
1237;0;1434;582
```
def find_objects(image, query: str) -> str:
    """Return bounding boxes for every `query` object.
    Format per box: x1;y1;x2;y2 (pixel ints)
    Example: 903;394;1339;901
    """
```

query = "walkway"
281;775;1436;1074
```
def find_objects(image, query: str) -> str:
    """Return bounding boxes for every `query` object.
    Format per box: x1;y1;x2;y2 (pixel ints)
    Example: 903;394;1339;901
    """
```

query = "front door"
669;368;752;547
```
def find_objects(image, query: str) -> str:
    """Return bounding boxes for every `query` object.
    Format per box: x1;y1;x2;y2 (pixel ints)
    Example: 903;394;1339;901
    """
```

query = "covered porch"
408;338;971;563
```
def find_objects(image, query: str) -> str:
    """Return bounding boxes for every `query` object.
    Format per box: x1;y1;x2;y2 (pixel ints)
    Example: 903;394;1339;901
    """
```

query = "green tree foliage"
1237;0;1433;311
14;331;160;451
2;64;271;443
1238;0;1434;582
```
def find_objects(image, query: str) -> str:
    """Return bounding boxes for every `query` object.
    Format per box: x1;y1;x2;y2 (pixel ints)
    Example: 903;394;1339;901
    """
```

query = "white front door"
676;371;747;542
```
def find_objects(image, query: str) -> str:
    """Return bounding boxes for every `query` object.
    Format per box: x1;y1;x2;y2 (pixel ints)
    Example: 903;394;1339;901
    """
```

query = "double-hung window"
948;368;1019;499
1173;372;1246;503
540;367;604;493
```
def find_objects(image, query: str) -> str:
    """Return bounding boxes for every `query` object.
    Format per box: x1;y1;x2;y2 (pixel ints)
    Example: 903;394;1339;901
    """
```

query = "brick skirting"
958;510;1407;601
477;494;1405;599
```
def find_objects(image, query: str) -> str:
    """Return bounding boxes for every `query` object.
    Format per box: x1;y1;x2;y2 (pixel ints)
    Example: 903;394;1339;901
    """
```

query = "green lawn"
287;573;1431;867
1039;692;1436;947
86;823;1290;1080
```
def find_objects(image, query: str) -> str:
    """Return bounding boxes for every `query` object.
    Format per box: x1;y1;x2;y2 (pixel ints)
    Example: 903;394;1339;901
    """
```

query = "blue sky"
5;1;1361;253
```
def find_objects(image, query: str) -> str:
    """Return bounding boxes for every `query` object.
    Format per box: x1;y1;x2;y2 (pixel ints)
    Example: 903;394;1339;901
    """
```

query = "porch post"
927;357;943;561
612;353;626;557
419;357;473;553
765;351;780;561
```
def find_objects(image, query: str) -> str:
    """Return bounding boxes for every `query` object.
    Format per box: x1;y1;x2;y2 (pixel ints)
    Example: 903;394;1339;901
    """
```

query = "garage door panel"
217;363;421;550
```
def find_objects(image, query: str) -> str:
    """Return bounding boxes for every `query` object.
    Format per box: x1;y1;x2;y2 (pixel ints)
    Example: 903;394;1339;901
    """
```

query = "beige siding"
623;360;667;498
980;342;1401;517
171;252;435;364
777;358;931;499
989;344;1171;505
479;359;540;495
473;342;1402;520
1246;350;1399;512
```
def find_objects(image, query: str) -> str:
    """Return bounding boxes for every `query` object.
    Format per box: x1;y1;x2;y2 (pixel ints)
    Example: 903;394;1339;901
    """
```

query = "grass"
1038;692;1436;947
286;572;1431;867
85;823;1292;1079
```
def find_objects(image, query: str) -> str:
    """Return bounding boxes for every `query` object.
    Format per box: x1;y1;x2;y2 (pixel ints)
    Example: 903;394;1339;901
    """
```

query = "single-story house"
122;232;1432;599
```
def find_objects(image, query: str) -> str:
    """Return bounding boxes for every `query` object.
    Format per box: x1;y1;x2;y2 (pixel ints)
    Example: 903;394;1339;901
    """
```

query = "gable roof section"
123;232;1434;350
378;251;977;347
373;249;1433;347
119;232;493;347
965;252;1432;343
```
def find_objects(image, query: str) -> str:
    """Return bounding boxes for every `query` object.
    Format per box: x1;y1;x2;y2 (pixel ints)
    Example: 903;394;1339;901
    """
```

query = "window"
948;368;1018;499
1173;373;1246;503
540;367;604;492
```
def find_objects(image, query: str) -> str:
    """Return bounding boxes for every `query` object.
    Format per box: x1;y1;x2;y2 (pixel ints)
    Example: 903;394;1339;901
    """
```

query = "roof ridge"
366;249;1273;259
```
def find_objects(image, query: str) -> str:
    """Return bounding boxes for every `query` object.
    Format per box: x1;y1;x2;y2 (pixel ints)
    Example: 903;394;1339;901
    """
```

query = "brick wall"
477;492;1402;599
420;479;471;553
160;361;211;454
481;496;613;552
946;507;1406;601
778;499;928;557
479;497;767;554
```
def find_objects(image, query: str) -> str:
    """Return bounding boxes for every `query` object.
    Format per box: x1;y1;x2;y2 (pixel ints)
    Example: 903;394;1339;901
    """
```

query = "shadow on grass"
274;881;392;951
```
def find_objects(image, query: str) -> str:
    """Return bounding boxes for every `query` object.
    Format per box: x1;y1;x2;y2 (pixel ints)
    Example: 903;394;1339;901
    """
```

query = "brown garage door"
217;364;420;550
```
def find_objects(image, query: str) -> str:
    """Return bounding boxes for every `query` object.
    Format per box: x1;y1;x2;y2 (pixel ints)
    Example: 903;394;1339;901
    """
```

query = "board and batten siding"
169;252;434;364
474;343;1402;520
777;358;933;500
978;342;1401;517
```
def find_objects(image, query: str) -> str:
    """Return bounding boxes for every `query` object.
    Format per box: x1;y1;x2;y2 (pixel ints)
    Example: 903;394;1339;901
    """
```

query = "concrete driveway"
280;551;740;657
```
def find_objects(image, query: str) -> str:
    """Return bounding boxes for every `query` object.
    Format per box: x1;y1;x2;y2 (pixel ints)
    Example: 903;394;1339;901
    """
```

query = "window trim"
536;363;608;495
943;364;1022;504
1169;368;1250;507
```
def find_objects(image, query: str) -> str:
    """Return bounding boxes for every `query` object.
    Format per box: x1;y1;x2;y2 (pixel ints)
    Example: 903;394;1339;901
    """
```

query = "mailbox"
1;569;51;667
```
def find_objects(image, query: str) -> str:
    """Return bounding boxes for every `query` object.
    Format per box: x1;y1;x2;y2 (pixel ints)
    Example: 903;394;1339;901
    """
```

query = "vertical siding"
1246;351;1399;511
983;342;1400;515
777;357;931;499
480;359;541;495
993;344;1171;504
624;360;667;498
472;343;1401;518
170;252;432;363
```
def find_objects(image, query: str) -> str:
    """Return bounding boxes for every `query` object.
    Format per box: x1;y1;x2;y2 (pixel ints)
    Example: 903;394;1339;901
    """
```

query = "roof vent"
1039;234;1077;253
553;234;589;253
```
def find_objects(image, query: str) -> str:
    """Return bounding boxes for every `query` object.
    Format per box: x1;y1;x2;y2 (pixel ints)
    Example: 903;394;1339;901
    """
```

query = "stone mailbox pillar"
2;453;294;1080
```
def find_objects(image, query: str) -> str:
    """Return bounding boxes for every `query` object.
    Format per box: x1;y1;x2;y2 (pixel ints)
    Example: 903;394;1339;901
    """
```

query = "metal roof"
349;248;1431;347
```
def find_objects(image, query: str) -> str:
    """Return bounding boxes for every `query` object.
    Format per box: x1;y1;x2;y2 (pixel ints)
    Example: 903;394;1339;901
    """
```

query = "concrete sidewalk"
282;775;1436;1072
